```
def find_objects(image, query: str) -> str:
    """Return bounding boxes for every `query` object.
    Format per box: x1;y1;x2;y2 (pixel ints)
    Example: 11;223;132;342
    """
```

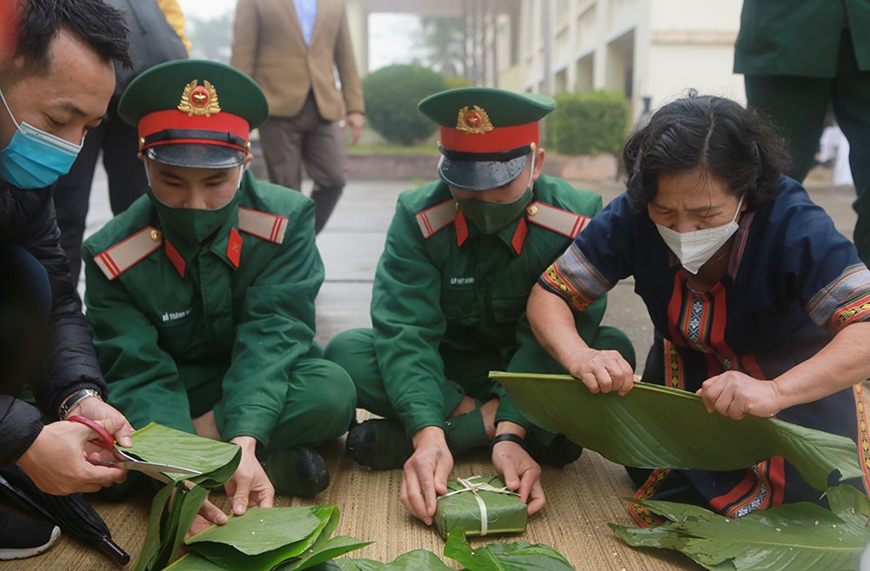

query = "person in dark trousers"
53;0;189;285
734;0;870;265
231;0;365;234
0;0;134;560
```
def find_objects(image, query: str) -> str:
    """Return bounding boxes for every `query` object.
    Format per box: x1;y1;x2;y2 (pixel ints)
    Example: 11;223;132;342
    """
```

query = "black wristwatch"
490;432;525;453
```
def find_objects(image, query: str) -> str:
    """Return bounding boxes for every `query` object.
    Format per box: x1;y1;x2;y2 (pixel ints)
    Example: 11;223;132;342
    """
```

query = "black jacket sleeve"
0;184;106;424
0;396;43;466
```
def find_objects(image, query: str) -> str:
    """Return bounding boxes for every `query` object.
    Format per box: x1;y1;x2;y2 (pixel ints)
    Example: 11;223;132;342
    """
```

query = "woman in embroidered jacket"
527;93;870;523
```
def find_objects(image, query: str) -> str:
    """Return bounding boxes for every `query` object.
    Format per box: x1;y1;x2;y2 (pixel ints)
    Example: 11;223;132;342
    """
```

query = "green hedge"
363;64;449;146
547;91;629;156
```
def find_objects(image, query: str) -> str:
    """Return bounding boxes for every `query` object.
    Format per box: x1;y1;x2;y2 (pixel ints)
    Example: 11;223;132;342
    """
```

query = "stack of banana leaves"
493;372;870;571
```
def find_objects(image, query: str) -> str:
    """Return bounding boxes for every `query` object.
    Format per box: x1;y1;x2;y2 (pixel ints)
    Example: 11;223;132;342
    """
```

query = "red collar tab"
455;211;469;247
511;218;528;255
164;239;186;278
227;228;242;268
138;110;250;152
440;122;539;155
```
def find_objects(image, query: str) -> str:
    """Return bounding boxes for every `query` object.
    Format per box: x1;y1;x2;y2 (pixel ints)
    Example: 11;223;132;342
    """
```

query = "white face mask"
654;196;744;275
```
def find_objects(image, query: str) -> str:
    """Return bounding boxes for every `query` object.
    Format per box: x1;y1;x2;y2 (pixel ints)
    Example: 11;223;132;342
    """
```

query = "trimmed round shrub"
548;91;630;156
363;64;448;146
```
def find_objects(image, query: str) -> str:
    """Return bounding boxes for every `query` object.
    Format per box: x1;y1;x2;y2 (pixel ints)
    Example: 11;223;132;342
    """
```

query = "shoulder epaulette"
416;199;458;239
93;226;163;281
238;207;288;245
526;201;590;238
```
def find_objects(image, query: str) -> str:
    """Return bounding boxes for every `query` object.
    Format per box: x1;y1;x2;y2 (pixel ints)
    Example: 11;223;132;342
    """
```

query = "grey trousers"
259;91;347;233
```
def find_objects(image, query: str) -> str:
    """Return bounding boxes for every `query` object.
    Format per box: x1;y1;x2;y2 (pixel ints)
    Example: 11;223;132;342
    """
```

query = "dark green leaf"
443;528;575;570
127;423;242;488
132;481;174;571
332;550;451;571
189;507;332;570
493;372;862;491
611;498;869;571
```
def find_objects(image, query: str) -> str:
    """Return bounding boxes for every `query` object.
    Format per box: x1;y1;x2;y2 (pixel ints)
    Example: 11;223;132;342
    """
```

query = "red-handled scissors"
69;415;200;480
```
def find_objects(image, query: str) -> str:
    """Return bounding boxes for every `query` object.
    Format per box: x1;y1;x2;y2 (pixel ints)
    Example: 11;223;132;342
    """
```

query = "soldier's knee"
323;328;374;371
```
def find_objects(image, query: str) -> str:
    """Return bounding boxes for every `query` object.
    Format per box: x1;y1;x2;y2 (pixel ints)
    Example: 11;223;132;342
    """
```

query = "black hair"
623;91;793;211
12;0;131;77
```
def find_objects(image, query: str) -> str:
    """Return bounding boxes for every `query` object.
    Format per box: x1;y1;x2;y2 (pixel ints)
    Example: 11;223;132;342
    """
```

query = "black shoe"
345;418;412;470
0;511;60;561
262;446;329;498
524;433;583;468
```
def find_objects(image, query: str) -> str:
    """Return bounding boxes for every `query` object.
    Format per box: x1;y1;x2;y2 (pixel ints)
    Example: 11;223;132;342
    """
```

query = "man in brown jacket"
231;0;365;233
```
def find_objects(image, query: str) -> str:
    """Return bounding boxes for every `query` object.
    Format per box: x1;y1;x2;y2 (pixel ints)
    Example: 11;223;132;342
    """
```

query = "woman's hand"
567;347;635;396
698;371;781;420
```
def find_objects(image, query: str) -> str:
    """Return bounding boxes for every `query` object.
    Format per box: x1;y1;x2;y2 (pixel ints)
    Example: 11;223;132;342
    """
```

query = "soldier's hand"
226;436;274;516
491;433;545;515
399;426;452;525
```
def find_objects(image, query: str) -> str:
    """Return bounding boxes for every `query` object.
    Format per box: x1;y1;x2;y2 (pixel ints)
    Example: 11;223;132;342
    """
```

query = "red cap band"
138;110;250;151
440;122;539;154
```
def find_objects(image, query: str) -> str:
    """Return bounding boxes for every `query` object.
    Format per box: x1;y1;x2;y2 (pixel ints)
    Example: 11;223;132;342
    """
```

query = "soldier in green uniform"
324;87;635;525
82;60;356;521
734;0;870;264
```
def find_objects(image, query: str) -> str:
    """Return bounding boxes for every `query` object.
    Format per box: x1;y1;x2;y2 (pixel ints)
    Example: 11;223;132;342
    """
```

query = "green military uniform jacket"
82;172;323;446
734;0;870;76
371;175;606;436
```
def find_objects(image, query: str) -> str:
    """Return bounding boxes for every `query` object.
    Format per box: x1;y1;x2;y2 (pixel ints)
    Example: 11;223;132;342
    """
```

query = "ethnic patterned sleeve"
779;186;870;333
538;192;642;312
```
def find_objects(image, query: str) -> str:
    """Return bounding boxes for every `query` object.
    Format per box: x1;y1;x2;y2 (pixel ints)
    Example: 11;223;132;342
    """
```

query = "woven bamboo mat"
0;421;698;571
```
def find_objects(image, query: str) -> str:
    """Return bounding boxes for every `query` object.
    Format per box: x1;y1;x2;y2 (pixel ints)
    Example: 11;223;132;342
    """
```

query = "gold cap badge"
456;105;494;135
178;80;221;117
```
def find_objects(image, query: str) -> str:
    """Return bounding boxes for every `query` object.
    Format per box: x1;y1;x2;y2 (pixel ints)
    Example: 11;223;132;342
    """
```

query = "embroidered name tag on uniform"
162;308;192;323
449;277;475;286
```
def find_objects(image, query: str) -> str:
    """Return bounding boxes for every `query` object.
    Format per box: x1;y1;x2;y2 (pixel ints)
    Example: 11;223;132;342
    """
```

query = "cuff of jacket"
219;405;280;449
0;398;45;467
46;379;107;422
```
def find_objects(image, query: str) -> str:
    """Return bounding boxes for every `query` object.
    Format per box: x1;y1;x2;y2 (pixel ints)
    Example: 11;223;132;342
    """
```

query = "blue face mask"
0;88;82;189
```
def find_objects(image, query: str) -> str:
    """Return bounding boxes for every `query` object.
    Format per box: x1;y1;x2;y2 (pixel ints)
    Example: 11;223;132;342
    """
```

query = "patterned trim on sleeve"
538;243;612;311
805;264;870;332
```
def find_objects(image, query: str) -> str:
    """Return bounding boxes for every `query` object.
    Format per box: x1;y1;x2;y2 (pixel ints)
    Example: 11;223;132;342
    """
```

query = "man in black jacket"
0;0;135;560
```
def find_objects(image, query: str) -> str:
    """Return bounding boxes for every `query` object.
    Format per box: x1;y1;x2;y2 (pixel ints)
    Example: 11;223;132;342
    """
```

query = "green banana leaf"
134;481;208;571
165;506;368;571
126;422;242;487
492;372;862;491
277;504;370;571
609;485;870;571
443;528;576;571
330;550;452;570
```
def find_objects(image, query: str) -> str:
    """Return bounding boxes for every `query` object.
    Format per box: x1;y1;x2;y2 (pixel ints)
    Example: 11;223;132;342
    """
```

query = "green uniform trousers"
103;358;355;499
325;326;634;449
744;29;870;264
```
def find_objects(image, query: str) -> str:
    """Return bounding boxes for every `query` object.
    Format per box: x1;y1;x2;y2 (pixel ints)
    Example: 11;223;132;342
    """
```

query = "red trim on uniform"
440;123;540;154
138;110;250;150
164;239;186;278
270;216;282;243
97;251;120;279
227;228;242;268
455;211;469;246
511;218;528;255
